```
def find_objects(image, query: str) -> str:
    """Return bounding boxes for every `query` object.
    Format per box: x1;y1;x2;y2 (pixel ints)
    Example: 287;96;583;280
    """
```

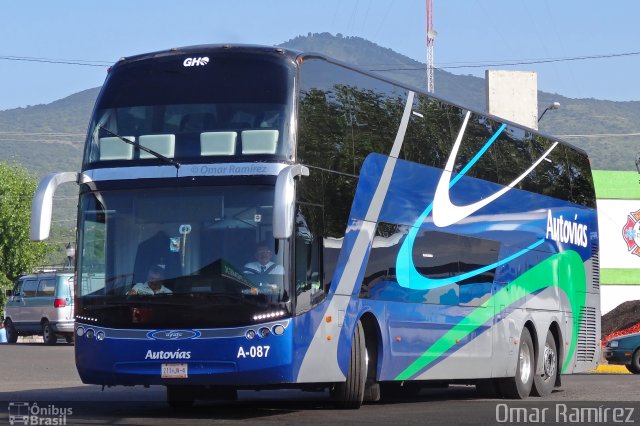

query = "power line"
366;50;640;72
4;49;640;72
0;131;85;137
0;55;111;67
0;138;82;143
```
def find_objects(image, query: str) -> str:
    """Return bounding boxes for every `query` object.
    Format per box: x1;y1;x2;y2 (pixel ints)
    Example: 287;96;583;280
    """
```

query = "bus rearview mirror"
30;172;81;241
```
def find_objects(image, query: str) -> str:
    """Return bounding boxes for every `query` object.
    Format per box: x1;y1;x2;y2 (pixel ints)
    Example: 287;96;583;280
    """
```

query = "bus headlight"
258;327;270;338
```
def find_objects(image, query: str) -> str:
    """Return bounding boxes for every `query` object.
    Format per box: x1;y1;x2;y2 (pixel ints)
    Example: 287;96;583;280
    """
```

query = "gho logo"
183;57;209;67
622;208;640;257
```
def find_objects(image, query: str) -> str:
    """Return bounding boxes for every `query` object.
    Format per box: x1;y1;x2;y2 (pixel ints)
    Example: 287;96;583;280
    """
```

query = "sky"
2;0;640;111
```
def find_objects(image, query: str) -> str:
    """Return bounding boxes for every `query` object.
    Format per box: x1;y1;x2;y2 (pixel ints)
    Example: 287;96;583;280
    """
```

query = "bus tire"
498;327;534;399
331;320;366;409
42;320;57;345
4;319;18;344
531;330;558;397
166;385;195;409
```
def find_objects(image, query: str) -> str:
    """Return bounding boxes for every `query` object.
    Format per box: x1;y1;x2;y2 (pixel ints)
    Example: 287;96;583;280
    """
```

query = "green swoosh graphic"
395;250;587;380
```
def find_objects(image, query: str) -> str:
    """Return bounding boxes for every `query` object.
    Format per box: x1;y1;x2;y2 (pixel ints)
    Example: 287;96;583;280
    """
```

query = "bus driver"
128;265;172;295
243;243;284;275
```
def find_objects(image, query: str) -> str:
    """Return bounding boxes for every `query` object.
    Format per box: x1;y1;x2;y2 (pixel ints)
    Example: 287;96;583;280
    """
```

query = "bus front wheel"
498;327;535;399
331;320;366;409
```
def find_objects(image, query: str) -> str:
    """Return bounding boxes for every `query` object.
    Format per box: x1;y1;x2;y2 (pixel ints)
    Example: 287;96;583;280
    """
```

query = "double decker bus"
30;45;599;408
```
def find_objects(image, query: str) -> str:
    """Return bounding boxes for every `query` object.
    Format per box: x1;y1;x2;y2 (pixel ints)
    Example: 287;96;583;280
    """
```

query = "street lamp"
65;242;75;269
538;102;560;122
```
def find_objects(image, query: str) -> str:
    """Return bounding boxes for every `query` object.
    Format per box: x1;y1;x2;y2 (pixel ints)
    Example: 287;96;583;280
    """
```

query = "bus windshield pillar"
273;164;309;239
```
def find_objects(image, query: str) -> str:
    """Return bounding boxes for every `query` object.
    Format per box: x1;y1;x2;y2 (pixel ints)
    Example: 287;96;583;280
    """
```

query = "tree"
0;162;51;311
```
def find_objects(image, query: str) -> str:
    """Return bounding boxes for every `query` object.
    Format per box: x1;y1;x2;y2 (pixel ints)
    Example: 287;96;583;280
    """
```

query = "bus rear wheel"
531;330;558;397
498;327;534;399
331;320;366;409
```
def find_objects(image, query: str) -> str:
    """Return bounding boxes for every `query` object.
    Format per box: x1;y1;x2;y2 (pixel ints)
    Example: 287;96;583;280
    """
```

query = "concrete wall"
485;70;538;130
593;171;640;314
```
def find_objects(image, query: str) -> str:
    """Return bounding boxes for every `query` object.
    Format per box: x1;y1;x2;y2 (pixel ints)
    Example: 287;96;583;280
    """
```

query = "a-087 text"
237;345;270;358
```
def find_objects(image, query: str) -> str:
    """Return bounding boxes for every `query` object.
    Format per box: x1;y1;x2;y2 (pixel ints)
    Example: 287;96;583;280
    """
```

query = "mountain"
0;33;639;178
0;87;99;175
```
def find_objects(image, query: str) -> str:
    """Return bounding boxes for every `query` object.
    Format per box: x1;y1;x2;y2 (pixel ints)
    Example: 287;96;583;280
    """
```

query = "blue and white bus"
30;45;599;408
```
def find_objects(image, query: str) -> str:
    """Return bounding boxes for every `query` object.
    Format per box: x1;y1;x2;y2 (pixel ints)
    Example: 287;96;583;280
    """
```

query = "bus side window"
294;205;325;314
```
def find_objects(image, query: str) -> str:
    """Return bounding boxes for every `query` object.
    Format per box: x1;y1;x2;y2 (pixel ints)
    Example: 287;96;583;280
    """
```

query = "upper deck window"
84;53;294;168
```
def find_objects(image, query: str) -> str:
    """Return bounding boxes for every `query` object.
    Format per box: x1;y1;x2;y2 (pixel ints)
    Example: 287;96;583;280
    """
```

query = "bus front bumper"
74;320;295;387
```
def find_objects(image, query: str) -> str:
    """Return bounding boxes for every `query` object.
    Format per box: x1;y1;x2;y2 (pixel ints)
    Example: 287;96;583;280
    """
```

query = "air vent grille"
591;242;600;291
576;306;598;362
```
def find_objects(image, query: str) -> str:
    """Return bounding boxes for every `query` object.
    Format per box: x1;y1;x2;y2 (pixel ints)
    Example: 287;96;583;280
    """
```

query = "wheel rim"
365;348;370;370
43;324;50;341
543;343;557;379
519;342;532;384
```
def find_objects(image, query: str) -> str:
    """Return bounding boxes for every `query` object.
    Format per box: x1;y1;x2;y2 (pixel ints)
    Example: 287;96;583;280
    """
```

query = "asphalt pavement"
2;343;640;425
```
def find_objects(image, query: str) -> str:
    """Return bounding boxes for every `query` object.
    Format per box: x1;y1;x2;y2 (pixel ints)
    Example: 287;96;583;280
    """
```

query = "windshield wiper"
98;126;181;171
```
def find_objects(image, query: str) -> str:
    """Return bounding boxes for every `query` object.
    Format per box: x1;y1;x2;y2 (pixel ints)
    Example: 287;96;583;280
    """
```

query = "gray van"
3;271;74;344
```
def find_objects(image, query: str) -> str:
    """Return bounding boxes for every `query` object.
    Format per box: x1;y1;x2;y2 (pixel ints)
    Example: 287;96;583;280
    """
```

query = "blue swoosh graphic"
394;122;545;290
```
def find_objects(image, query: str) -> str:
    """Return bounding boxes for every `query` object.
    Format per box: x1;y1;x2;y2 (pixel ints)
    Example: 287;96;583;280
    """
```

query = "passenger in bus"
243;243;284;275
128;265;172;296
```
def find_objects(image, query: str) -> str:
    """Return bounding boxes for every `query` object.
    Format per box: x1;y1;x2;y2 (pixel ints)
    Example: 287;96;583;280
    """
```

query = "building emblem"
622;209;640;257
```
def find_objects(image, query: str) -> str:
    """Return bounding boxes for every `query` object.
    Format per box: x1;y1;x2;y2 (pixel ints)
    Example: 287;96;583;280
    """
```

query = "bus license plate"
161;363;188;378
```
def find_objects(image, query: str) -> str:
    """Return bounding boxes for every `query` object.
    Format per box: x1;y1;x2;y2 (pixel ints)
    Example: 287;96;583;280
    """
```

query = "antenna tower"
426;0;436;93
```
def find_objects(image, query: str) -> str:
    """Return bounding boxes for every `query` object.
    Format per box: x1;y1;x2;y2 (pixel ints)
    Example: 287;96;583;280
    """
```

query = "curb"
17;336;44;343
587;364;630;374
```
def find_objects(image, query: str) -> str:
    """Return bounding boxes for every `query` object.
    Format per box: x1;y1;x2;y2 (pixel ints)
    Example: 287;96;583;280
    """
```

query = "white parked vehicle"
4;271;74;344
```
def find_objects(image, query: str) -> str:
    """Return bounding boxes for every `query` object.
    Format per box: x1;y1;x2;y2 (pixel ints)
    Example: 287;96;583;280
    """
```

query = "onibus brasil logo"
622;208;640;257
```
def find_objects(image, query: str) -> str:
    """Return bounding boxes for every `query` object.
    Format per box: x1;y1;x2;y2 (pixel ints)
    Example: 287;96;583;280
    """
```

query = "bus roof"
110;44;587;158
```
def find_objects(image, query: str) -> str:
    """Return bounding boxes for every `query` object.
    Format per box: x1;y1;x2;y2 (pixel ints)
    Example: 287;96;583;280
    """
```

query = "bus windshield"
83;53;294;166
76;184;290;328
